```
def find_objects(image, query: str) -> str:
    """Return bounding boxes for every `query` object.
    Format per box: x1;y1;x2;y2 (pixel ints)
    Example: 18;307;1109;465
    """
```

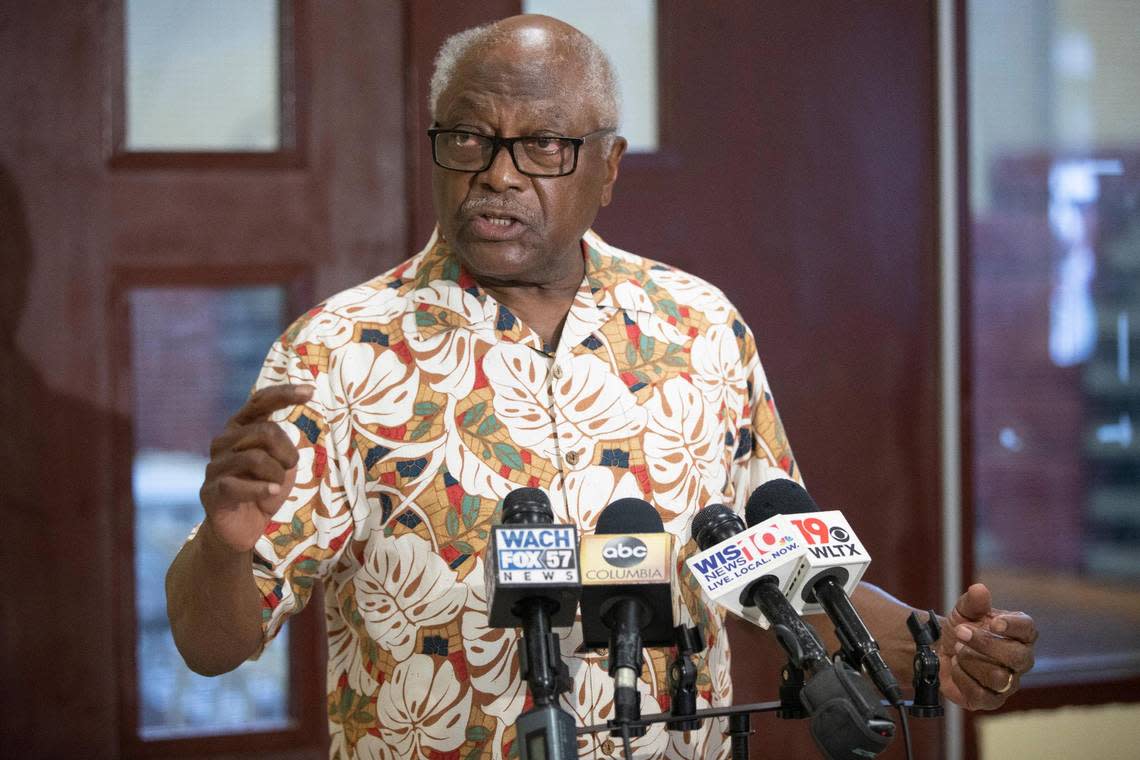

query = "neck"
480;266;582;349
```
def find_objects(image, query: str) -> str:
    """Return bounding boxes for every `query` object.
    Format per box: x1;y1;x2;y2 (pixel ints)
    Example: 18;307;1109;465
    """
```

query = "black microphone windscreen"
595;497;663;534
502;487;553;524
690;504;744;550
744;478;819;526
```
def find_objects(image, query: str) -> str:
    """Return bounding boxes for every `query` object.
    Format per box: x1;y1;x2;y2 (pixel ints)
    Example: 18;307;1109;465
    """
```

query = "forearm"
809;582;926;680
165;521;265;676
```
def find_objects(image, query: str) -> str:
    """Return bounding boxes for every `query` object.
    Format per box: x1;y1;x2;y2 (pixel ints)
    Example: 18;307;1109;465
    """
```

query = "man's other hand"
939;583;1037;709
199;384;312;553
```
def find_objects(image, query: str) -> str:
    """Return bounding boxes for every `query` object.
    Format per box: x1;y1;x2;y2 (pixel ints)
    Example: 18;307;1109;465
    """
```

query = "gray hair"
428;20;621;142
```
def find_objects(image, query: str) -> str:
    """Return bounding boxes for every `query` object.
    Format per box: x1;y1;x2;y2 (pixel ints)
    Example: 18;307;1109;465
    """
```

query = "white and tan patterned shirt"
251;230;798;759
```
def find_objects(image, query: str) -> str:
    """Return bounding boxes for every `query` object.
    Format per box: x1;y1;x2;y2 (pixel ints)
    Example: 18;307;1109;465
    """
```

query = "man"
167;14;1036;759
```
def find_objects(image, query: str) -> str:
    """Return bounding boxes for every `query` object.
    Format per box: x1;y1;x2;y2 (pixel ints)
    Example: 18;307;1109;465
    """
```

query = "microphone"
579;498;675;730
745;479;903;706
484;488;580;760
688;502;896;759
486;487;580;630
687;504;828;672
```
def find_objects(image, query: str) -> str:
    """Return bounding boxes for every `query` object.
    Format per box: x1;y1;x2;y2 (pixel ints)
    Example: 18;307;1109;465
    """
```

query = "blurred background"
1;1;1137;758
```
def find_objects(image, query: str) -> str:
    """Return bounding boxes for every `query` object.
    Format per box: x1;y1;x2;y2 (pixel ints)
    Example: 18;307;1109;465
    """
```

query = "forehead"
437;40;594;130
440;90;577;129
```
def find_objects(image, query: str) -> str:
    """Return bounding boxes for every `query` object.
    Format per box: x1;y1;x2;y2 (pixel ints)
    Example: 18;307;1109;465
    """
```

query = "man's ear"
599;136;628;208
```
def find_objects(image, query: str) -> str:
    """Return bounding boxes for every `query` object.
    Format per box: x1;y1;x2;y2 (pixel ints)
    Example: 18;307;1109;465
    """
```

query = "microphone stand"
573;609;947;760
667;624;704;732
519;599;565;703
583;700;784;759
515;599;575;760
907;609;944;718
728;712;752;760
579;698;932;760
777;661;809;719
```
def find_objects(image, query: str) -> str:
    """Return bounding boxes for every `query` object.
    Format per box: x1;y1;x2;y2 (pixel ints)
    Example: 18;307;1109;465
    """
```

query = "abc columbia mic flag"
578;531;674;648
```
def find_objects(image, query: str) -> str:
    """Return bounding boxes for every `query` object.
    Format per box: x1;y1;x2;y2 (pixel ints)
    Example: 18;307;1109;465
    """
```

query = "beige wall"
979;703;1140;759
1056;0;1140;149
969;0;1140;212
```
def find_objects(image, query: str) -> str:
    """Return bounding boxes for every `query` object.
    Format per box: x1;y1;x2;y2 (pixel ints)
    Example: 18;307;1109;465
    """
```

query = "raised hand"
199;384;313;553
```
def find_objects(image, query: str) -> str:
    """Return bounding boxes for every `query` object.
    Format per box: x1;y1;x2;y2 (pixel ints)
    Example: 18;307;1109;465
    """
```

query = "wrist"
197;517;252;561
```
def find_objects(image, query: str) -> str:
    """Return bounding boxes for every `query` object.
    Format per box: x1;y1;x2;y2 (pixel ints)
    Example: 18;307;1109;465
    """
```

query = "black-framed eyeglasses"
427;127;616;177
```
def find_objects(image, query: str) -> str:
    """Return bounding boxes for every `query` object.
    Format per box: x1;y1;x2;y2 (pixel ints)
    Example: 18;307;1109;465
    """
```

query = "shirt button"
564;450;579;466
552;364;564;380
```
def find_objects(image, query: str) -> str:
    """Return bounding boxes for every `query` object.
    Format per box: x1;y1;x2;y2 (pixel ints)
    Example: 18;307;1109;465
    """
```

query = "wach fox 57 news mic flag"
484;488;580;760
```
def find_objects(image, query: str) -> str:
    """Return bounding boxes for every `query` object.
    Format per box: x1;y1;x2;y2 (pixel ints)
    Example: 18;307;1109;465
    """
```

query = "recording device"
687;504;828;671
579;498;675;730
485;488;580;760
746;479;903;705
515;706;578;760
800;662;897;760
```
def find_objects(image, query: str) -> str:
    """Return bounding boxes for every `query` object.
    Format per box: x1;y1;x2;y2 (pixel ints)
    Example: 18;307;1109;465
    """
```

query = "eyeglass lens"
433;132;576;176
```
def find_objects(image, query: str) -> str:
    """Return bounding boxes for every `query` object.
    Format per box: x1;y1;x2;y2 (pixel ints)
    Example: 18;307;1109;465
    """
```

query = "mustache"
460;196;536;225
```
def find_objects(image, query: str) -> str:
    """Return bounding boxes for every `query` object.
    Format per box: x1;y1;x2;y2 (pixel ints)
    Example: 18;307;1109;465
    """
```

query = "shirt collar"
405;228;656;343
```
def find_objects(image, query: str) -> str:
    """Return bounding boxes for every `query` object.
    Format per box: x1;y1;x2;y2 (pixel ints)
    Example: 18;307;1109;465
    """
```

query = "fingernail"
954;642;964;654
957;625;973;642
993;618;1008;633
267;483;281;495
298;386;314;398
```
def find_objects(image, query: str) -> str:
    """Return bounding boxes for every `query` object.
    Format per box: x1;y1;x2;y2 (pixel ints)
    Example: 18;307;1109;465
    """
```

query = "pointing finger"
229;384;313;427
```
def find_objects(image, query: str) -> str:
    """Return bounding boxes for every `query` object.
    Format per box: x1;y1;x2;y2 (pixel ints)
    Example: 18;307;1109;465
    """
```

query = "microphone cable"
620;722;633;760
897;703;914;760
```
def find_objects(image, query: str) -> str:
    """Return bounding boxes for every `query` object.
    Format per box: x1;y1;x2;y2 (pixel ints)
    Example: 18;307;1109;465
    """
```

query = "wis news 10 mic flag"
684;503;808;628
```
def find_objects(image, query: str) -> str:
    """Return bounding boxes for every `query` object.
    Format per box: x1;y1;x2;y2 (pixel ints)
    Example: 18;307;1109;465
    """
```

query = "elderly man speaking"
166;14;1037;760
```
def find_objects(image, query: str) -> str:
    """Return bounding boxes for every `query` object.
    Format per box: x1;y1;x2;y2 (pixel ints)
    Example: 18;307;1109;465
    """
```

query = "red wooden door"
1;2;405;757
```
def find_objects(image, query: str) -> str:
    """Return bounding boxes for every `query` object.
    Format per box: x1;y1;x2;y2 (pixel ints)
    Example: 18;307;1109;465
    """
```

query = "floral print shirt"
251;229;798;759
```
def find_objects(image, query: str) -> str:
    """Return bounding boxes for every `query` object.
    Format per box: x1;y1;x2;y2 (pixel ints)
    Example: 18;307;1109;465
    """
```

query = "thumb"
951;583;993;625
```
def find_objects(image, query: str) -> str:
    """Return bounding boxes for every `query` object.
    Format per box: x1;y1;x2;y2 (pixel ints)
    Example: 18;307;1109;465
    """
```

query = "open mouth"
469;213;526;240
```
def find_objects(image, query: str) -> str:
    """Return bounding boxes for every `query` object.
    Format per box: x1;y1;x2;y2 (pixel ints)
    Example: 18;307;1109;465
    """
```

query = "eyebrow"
441;93;576;133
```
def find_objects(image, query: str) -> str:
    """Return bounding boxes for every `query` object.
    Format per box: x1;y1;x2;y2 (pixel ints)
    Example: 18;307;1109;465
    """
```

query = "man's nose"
477;142;526;193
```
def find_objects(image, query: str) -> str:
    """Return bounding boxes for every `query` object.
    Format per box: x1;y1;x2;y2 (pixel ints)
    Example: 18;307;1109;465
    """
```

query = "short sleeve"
729;319;802;511
248;327;356;645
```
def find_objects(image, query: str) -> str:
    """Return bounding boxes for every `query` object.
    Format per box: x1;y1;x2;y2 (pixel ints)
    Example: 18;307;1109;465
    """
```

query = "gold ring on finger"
996;671;1014;694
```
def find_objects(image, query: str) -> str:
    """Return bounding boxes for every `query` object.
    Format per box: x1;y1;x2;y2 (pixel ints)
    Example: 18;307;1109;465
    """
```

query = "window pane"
969;0;1140;683
131;286;290;738
523;0;659;153
125;0;280;151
